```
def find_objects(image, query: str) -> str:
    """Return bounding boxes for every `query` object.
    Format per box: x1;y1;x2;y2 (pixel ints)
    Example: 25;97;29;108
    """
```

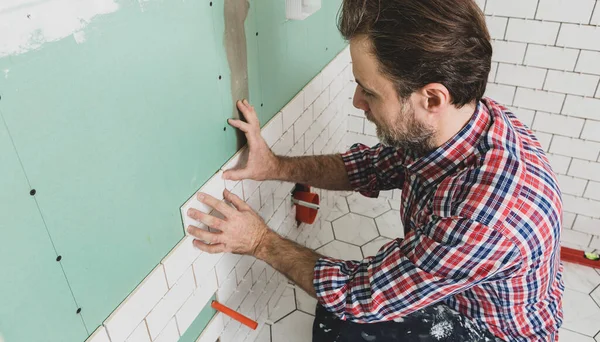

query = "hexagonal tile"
562;288;600;337
592;284;600;308
563;262;600;294
332;213;379;246
271;311;314;342
305;220;335;250
361;237;393;258
347;192;390;218
268;286;297;323
388;197;402;210
559;329;596;342
316;240;363;260
295;288;317;316
375;210;404;239
325;196;350;221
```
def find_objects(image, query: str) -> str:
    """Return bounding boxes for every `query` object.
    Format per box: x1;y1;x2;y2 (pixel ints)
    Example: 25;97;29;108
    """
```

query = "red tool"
211;300;258;330
561;246;600;269
292;184;320;224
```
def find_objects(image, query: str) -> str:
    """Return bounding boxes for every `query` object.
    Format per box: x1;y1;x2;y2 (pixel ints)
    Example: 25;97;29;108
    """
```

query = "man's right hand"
223;99;280;181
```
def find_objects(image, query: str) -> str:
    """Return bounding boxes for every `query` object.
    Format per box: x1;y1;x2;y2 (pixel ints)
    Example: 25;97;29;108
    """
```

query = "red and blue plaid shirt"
313;98;564;341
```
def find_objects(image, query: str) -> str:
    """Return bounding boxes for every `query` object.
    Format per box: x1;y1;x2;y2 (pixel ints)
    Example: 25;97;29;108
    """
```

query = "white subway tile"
563;194;600;218
568;158;600;182
220;321;242;342
227;276;252;310
104;266;168;342
314;88;330;117
491;41;527;64
581;120;600;142
535;0;596;24
288;136;306;157
546;153;572;174
564;211;577;229
330;74;346;99
273;182;294;207
217;271;237;304
589;236;600;250
146;267;195;339
584;181;600;201
485;83;516;105
202;171;226;200
192;252;222;285
85;326;111;342
259;181;278;207
251;260;268;285
161;237;200;288
544;70;600;97
575;50;600;76
345;100;363;117
485;16;508;39
364;120;377;136
321;60;340;89
304;74;323;107
505;19;560;45
235;255;254;284
254;280;279;317
561;228;593;248
124;322;151;342
485;0;538;18
181;196;211;237
534;132;553;152
513;88;566;112
242;179;261;201
489;62;498;83
562;95;600;120
153;318;179;342
304;121;325;150
550;136;600;161
348;116;364;133
258;193;275;221
592;4;600;25
261;115;283;148
557;24;600;51
197;314;225;342
475;0;486;10
227;181;244;203
523;45;579;70
510;107;536;127
557;174;588;196
215;253;242;286
532;112;585;137
293;106;314;143
496;64;546;89
272;129;294;156
314;131;328;154
573;215;600;234
175;269;218;334
282;92;304;132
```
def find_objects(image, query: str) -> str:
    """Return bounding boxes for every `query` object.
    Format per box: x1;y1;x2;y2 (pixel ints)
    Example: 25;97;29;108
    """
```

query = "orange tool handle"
211;300;258;330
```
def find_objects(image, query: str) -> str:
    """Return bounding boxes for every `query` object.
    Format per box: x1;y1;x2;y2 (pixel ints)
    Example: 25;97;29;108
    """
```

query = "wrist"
254;229;279;260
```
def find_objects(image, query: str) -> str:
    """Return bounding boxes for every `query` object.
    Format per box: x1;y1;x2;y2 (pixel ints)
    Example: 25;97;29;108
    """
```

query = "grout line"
533;0;541;19
554;23;562;46
589;1;598;26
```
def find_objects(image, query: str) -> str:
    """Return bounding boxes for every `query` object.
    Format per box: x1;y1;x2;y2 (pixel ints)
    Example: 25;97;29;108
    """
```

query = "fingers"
193;239;226;254
196;192;236;218
187;225;222;244
227;118;251;133
187;208;225;229
236;99;259;126
223;189;252;212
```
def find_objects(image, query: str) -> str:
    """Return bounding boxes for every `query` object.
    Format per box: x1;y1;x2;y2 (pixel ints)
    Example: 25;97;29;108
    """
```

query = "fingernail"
187;208;193;216
197;193;205;201
187;226;193;233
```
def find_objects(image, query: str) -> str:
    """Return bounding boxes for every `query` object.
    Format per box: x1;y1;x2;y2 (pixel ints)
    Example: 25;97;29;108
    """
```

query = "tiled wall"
84;46;353;342
348;0;600;252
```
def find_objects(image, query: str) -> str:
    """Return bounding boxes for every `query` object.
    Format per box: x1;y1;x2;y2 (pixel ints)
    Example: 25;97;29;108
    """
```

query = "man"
186;0;564;340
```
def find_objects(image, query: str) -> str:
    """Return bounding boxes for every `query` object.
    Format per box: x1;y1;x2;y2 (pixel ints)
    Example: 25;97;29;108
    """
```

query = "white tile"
268;286;296;322
544;71;600;97
563;96;600;121
272;129;294;156
231;325;252;342
559;329;596;342
496;64;547;89
267;281;289;317
104;266;168;342
489;62;498;83
510;107;536;128
485;16;508;40
475;0;486;10
222;147;248;172
332;213;379;246
593;4;600;25
557;174;588;196
259;194;275;221
505;19;560;45
247;187;262;212
227;276;252;310
192;252;222;286
584;181;600;201
561;288;600;336
557;24;600;51
251;260;268;285
255;279;279;317
247;323;270;342
361;237;393;258
568;159;600;182
153;318;179;342
316;240;363;261
546;153;572;174
590;236;600;250
288;136;306;157
485;0;538;18
146;267;195;339
220;320;242;342
261;115;283;148
484;83;516;105
534;131;553;152
282;91;304;132
216;253;243;286
217;271;238;304
242;179;261;201
514;88;566;113
268;201;287;232
161;237;201;288
524;45;579;71
274;183;294;209
348;116;363;133
124;322;151;342
259;181;279;207
347;193;390;218
304;74;324;107
201;171;226;200
294;106;314;143
235;255;254;284
582;121;600;143
573;215;600;234
85;326;111;342
576;51;600;76
535;0;596;24
314;87;330;117
564;212;578;230
491;41;527;64
562;261;600;293
375;210;405;240
196;314;225;342
271;311;314;342
175;269;218;334
550;136;600;161
306;220;335;250
533;112;585;138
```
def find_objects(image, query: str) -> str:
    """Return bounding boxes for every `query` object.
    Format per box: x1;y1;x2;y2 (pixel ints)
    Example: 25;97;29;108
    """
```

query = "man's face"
350;36;436;156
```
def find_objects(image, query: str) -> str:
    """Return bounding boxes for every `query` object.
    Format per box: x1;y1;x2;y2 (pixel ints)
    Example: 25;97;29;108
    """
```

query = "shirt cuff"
341;146;380;198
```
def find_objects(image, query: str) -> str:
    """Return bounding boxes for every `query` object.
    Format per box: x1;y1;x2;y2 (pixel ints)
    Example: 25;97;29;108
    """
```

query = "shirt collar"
404;99;492;184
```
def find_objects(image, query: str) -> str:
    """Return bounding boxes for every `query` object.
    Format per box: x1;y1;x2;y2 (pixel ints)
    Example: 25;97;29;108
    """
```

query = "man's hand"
224;99;280;181
186;189;269;256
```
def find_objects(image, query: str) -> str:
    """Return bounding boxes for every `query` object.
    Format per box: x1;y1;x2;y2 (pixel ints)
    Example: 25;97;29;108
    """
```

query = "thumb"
223;168;252;181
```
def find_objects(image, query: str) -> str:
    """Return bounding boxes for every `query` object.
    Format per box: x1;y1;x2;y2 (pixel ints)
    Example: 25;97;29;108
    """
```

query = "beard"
371;99;436;157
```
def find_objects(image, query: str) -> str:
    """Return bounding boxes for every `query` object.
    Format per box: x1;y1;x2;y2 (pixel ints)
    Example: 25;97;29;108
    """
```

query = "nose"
353;85;370;113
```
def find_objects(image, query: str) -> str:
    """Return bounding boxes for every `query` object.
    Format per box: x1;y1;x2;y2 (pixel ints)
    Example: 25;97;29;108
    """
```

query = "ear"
418;83;451;112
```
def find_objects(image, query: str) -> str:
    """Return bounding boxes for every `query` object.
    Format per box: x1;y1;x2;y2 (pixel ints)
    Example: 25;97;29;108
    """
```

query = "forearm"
273;154;352;191
255;229;322;297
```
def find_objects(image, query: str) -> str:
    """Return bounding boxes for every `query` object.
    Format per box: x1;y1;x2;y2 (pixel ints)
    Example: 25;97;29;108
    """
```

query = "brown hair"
338;0;492;107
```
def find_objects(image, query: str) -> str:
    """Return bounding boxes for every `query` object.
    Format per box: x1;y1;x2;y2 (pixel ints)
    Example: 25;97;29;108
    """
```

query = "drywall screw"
29;189;36;196
56;255;62;262
76;308;82;314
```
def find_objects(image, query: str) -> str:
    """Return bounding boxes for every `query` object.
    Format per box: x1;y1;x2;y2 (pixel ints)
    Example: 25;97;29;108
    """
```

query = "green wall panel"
179;295;217;342
0;0;345;340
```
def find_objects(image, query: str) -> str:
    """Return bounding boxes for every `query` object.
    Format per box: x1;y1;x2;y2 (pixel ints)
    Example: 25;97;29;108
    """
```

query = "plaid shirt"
313;98;564;341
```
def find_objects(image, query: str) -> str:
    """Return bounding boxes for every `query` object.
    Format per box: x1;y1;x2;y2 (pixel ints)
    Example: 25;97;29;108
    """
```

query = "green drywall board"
179;295;217;342
0;116;88;341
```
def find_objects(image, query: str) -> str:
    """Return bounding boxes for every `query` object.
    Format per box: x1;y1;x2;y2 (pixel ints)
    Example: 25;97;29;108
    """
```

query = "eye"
361;88;374;98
